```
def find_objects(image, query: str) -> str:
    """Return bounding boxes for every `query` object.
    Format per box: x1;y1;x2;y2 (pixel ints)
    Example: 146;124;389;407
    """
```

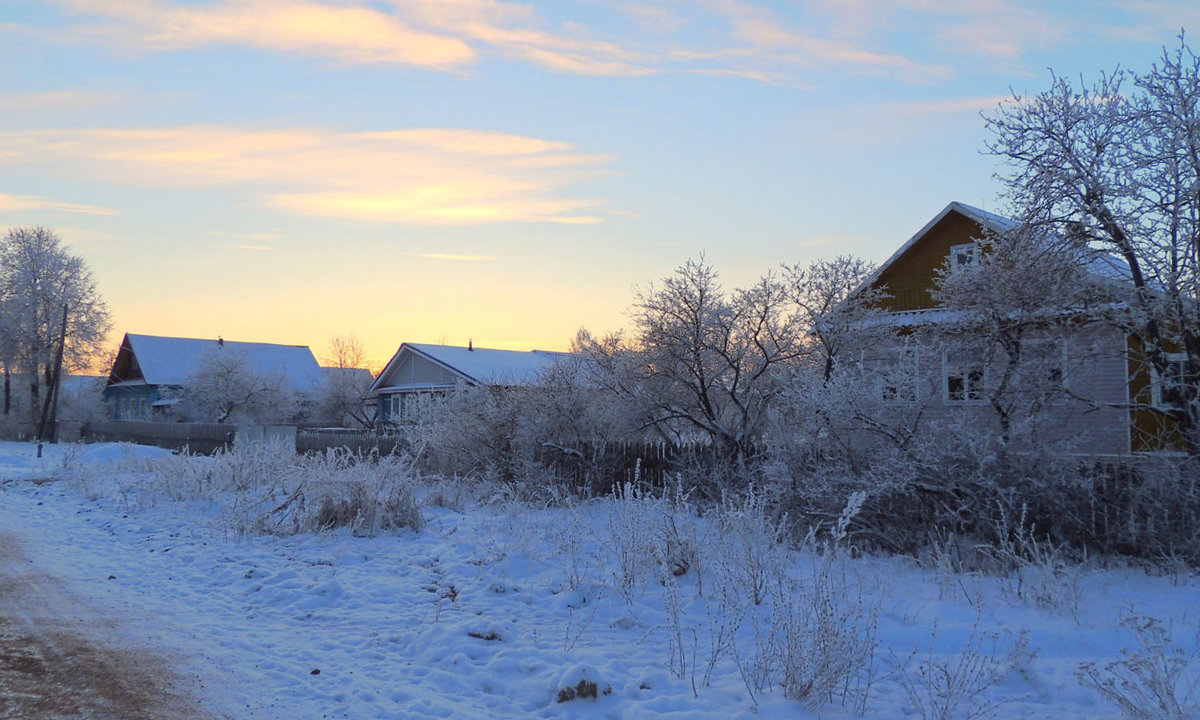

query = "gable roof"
872;201;1131;290
108;333;325;390
370;342;568;394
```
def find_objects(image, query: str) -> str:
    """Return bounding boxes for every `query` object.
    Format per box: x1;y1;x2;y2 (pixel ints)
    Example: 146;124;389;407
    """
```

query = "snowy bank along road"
0;441;1198;719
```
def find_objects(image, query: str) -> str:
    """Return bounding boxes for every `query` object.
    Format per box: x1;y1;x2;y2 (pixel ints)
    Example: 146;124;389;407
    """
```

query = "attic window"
949;243;976;272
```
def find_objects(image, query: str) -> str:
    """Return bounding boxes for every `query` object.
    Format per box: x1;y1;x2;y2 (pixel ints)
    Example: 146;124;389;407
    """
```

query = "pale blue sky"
2;0;1197;367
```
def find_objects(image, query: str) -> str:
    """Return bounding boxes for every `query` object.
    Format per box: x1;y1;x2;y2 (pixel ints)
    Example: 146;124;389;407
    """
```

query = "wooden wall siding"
387;351;460;388
103;384;163;421
873;212;985;312
860;324;1134;454
1126;336;1188;452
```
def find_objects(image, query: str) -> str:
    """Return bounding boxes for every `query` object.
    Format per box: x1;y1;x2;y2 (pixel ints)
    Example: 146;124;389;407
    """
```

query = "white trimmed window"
949;242;977;272
1151;353;1190;410
944;350;986;403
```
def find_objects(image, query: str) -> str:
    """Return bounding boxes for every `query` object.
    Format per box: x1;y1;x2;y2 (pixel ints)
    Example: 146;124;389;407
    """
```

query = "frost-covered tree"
929;226;1113;444
183;349;299;424
580;258;805;467
986;35;1200;450
782;256;887;383
315;336;376;428
0;226;110;425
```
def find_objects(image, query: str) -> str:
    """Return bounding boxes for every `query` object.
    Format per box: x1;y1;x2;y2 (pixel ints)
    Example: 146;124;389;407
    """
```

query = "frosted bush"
606;482;661;605
1077;615;1199;720
896;621;1028;720
77;444;423;538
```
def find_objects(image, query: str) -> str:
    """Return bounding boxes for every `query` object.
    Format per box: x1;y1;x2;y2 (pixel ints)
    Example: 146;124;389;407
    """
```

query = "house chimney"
468;339;473;351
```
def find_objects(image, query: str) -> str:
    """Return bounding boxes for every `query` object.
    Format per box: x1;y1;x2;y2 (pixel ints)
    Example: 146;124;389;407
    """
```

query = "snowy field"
0;440;1197;719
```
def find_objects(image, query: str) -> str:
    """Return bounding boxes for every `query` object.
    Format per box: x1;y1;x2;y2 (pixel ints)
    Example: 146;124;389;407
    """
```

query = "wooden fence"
532;440;730;493
295;428;405;456
84;420;232;454
77;422;732;491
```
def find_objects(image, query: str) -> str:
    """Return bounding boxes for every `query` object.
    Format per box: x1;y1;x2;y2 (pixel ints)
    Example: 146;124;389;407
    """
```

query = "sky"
2;1;1198;370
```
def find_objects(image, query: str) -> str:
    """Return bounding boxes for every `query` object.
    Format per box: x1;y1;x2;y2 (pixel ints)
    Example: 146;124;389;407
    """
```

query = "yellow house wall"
1127;335;1188;452
872;212;986;311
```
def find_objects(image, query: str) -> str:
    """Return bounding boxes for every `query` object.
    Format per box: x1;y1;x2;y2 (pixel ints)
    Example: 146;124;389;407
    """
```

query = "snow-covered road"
0;524;214;719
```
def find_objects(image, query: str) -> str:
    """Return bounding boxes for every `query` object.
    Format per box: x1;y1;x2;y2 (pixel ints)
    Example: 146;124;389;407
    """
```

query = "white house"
369;342;567;424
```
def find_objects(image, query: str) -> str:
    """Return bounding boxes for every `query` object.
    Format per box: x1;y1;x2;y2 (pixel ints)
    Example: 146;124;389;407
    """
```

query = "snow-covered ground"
0;441;1196;719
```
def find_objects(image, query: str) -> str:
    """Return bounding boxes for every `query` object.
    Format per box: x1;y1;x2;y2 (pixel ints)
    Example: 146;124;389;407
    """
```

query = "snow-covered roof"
411;344;567;385
872;201;1132;288
111;334;325;391
370;342;568;394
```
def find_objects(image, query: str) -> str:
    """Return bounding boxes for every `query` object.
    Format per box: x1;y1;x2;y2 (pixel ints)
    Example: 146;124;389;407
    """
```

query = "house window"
944;350;986;403
949;243;976;272
387;392;436;421
1151;353;1191;410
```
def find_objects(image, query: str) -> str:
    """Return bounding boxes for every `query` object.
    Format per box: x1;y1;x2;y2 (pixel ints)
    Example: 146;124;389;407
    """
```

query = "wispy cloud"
397;0;656;76
25;0;970;84
15;0;1132;87
703;1;952;82
411;253;497;261
0;126;610;225
54;0;474;69
219;243;274;251
213;231;283;242
0;89;116;112
0;193;117;215
1098;2;1200;45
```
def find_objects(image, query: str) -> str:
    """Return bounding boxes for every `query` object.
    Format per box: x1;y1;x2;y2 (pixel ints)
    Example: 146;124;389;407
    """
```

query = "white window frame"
943;349;987;404
949;242;977;272
1151;352;1190;410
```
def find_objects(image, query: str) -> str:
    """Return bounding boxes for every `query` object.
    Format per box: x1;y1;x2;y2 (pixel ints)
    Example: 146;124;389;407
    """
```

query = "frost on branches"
986;35;1200;452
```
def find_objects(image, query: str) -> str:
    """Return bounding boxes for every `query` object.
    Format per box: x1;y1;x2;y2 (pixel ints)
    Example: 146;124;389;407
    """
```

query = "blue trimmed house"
103;333;325;421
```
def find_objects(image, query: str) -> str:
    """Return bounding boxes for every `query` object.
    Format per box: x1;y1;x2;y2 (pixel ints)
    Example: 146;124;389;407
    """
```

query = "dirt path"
0;531;217;720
